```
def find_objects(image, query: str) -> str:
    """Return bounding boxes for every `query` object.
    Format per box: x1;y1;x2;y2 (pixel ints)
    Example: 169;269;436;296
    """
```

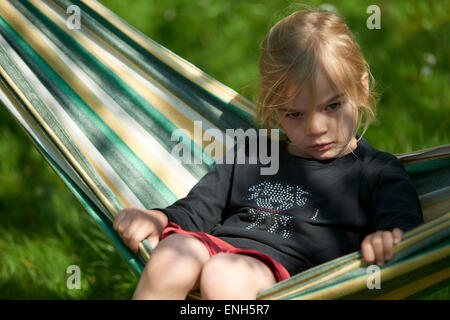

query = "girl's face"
275;71;359;160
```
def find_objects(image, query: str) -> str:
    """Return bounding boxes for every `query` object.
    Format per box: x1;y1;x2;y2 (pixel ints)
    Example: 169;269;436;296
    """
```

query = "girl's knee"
201;253;238;278
133;234;211;299
153;233;209;263
200;253;275;299
143;234;210;287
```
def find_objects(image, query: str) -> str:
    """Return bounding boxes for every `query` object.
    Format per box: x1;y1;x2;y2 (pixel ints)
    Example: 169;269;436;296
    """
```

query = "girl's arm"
115;142;239;252
361;155;424;266
370;156;423;232
149;142;239;233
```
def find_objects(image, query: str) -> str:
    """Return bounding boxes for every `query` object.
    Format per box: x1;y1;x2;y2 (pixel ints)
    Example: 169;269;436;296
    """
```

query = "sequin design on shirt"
243;181;314;239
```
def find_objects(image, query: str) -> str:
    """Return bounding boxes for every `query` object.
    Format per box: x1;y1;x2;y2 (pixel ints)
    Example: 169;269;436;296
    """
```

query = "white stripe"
79;0;257;117
35;0;203;186
0;25;146;210
0;37;111;212
0;88;111;212
12;4;201;194
40;0;236;156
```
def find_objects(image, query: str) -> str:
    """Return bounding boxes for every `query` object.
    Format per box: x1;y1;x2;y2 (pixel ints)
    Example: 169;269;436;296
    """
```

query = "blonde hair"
255;6;379;144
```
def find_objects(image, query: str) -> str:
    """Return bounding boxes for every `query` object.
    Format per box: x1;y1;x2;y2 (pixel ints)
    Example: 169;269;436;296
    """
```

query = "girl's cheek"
280;117;293;129
289;125;305;140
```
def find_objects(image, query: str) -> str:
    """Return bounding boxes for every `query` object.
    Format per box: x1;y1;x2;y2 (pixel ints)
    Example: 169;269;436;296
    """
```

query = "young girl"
113;8;423;300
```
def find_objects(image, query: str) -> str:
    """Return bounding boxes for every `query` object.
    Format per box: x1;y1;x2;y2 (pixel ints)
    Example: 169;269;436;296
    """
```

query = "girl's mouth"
311;142;333;152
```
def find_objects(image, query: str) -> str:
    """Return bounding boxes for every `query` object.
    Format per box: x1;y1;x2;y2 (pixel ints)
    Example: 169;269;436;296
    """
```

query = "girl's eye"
326;102;341;111
287;112;302;119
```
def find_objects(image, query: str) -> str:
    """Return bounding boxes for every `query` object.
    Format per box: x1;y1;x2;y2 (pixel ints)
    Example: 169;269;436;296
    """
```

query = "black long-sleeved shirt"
151;135;423;275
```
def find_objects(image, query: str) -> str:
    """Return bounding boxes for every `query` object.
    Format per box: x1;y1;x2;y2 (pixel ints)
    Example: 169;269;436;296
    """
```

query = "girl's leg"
199;253;276;300
132;233;210;299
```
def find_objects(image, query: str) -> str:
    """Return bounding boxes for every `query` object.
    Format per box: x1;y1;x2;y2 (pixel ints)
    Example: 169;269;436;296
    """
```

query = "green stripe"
257;250;362;298
0;85;145;276
408;278;450;300
409;162;450;196
56;0;256;131
342;255;450;299
17;0;215;176
41;137;146;276
0;14;176;210
404;156;450;174
287;239;449;299
0;73;109;217
0;16;123;214
258;225;449;299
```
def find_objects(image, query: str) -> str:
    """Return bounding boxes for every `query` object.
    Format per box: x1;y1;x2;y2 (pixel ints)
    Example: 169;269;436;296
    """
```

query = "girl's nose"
306;112;327;135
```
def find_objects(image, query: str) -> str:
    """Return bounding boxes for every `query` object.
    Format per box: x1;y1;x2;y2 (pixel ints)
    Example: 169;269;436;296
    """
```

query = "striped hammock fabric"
0;0;449;300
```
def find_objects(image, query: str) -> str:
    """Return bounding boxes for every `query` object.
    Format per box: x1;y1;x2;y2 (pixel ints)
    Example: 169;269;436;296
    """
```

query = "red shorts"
161;222;290;283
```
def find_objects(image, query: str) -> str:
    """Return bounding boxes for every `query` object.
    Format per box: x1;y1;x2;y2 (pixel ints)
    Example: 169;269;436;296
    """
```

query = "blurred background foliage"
0;0;448;298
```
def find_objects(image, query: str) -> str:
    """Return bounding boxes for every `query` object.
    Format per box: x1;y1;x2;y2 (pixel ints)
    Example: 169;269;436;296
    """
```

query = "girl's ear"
360;71;369;105
361;71;369;94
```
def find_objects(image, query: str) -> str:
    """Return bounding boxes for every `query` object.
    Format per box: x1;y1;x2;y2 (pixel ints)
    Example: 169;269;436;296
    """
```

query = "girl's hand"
113;207;168;252
361;228;403;266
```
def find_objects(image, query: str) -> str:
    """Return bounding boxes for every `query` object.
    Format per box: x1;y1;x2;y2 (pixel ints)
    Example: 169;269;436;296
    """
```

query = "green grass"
0;124;136;298
0;0;448;299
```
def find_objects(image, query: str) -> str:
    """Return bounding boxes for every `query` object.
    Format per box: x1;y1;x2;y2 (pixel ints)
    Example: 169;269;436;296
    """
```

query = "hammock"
1;0;448;300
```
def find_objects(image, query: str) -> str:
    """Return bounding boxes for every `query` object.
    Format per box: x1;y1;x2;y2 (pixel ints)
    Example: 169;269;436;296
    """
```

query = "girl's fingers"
392;228;403;245
361;234;375;264
114;207;137;231
128;225;153;253
370;231;385;266
382;231;394;261
146;233;160;251
118;214;133;237
361;228;404;266
113;210;126;231
115;210;160;252
123;218;143;250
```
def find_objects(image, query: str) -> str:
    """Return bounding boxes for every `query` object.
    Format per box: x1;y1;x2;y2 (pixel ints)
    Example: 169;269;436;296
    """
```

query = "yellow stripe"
374;268;450;300
75;142;132;209
421;194;450;223
258;259;363;300
0;73;135;218
30;0;228;161
0;1;195;199
260;213;449;299
1;62;156;264
400;211;449;240
400;154;450;165
0;61;119;218
396;144;450;165
295;244;450;300
78;0;256;116
0;76;58;168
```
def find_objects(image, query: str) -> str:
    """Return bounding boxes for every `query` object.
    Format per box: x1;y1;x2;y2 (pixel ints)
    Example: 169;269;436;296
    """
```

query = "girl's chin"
312;153;336;160
308;149;337;160
287;143;337;160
